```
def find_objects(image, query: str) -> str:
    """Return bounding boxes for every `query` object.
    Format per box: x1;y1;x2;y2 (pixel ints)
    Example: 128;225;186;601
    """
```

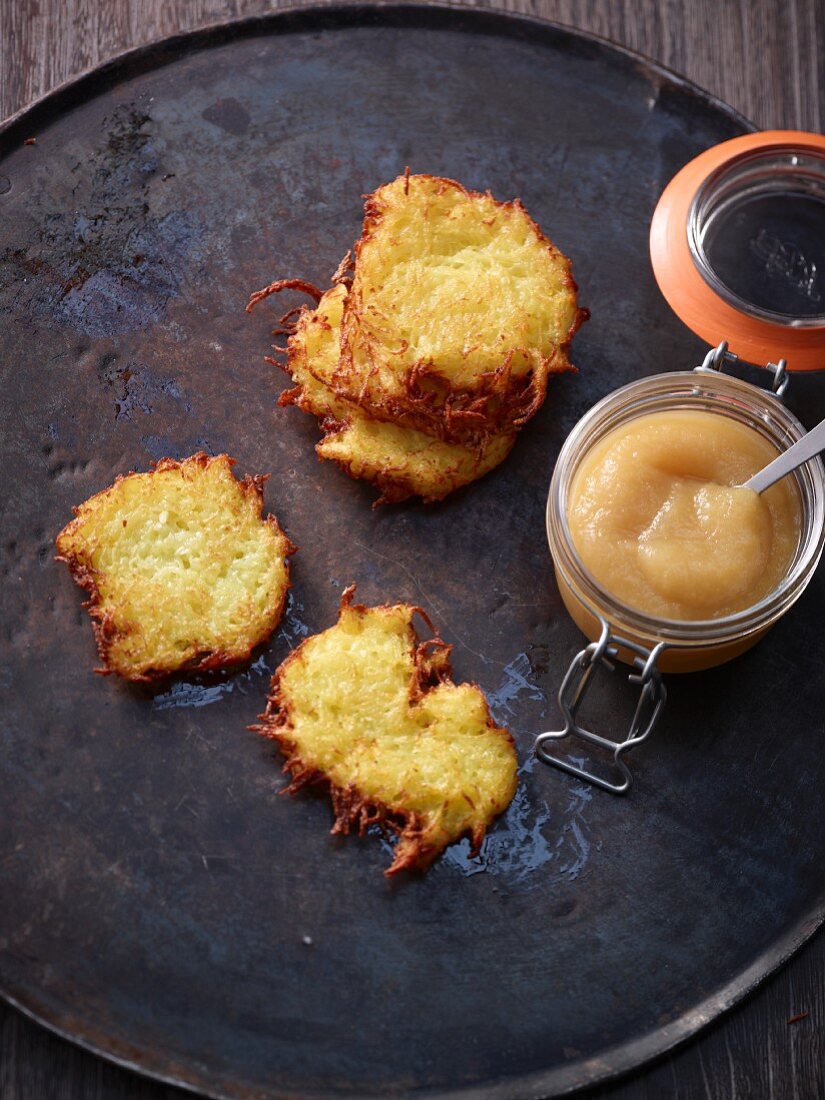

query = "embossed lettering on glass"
688;144;825;326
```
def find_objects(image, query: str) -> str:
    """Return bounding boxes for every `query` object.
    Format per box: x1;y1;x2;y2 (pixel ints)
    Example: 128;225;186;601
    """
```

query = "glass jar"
650;130;825;370
539;132;825;793
546;363;825;674
687;143;825;327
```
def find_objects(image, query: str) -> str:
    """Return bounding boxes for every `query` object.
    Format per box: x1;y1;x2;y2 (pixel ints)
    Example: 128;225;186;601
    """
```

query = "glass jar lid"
650;131;825;370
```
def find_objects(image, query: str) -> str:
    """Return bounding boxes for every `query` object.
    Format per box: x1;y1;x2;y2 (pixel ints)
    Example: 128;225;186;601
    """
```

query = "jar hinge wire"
535;620;667;794
695;340;789;398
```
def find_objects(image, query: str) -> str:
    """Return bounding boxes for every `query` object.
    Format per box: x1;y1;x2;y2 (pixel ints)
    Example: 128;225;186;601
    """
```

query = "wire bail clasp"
535;621;667;795
695;340;789;398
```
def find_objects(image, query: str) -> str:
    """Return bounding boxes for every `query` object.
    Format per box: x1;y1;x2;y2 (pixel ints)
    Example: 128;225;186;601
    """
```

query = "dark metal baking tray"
1;5;824;1097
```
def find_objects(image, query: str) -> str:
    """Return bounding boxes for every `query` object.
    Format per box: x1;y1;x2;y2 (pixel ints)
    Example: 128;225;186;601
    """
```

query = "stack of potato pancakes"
248;173;587;505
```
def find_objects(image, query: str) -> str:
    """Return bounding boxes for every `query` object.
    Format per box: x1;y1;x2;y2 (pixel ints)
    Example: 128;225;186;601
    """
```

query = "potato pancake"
284;284;516;504
255;587;518;876
56;453;294;681
337;173;586;443
247;172;587;500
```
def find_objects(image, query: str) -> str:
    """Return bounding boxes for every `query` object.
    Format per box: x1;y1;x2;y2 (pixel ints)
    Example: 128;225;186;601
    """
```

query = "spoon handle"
744;416;825;494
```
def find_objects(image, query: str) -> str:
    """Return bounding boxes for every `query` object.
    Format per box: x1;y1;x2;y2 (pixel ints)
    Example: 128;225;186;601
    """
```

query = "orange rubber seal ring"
650;130;825;371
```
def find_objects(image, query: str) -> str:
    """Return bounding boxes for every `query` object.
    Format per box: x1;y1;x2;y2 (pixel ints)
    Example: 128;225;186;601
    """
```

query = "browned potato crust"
337;174;587;444
282;283;517;505
247;173;587;502
254;586;518;876
56;453;295;681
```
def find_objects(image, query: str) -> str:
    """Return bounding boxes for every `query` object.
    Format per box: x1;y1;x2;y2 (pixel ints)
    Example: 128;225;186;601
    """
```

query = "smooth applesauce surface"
566;410;801;621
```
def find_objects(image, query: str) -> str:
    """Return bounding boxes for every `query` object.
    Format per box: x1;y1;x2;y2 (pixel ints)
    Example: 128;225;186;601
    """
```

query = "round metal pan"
1;5;823;1097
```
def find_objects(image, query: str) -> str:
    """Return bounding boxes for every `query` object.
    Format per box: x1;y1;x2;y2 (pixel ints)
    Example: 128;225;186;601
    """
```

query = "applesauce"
566;409;801;621
546;370;825;673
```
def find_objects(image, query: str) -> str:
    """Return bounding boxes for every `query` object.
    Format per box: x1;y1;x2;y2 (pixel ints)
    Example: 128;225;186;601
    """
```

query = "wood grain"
0;0;822;130
1;1;824;1098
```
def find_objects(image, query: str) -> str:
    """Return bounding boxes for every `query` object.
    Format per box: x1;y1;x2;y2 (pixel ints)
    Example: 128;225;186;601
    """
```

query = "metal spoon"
744;417;825;494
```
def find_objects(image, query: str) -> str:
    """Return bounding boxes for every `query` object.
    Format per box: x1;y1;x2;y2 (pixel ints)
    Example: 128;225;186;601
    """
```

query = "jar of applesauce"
537;130;825;793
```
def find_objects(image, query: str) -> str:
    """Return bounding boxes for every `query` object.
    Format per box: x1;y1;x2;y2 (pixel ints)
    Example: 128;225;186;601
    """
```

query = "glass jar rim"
649;130;825;370
547;370;825;649
687;143;825;329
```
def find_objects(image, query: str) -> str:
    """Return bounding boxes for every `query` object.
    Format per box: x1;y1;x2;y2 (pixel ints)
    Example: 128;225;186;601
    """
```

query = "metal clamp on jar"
536;131;825;795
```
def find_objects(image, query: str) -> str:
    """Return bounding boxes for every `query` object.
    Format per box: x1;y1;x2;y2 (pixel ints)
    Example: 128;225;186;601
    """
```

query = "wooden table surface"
1;0;823;1097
